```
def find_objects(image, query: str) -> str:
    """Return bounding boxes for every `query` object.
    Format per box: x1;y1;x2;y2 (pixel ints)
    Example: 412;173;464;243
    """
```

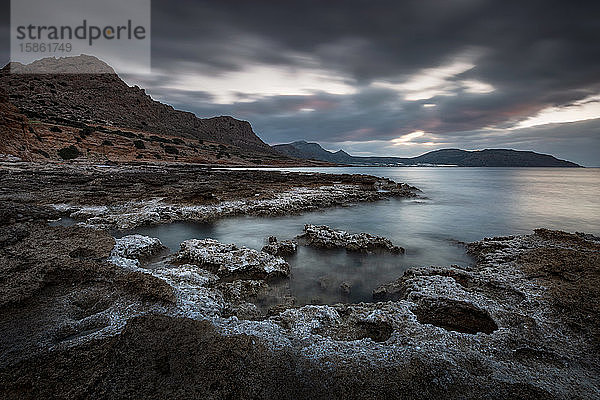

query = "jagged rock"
176;238;290;280
108;234;166;269
261;236;297;256
150;264;225;318
298;224;404;254
111;234;166;259
340;281;352;295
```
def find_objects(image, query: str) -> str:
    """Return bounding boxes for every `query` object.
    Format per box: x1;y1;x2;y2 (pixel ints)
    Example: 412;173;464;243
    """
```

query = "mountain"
272;141;355;164
272;141;582;167
0;55;273;154
407;149;581;167
0;85;291;164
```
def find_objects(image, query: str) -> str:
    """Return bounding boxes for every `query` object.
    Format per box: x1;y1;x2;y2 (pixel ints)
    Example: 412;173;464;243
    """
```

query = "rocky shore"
298;224;405;254
1;163;599;399
0;162;419;229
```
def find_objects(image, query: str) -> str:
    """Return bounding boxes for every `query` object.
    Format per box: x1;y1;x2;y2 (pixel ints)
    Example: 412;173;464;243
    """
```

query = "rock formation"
298;224;405;254
0;89;39;161
261;236;298;256
176;239;290;281
1;215;599;398
0;56;274;154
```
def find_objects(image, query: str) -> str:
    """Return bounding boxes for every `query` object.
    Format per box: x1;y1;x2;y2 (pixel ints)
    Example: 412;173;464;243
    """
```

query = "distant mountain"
0;55;274;154
272;141;582;167
272;141;355;164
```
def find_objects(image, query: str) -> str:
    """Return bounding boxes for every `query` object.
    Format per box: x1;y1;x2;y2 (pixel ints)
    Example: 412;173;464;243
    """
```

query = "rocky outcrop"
2;162;598;398
111;234;166;259
0;163;419;231
261;236;298;256
108;234;167;269
298;224;405;254
176;239;290;281
0;88;40;161
1;56;275;154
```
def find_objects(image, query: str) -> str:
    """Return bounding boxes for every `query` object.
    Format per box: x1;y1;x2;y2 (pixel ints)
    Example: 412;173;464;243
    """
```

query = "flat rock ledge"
1;163;420;230
298;224;405;254
176;238;290;281
1;224;599;399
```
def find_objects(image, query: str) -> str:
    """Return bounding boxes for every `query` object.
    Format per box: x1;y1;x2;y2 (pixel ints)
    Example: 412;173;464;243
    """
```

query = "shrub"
164;145;179;155
57;145;80;160
133;140;146;149
113;130;137;139
79;126;95;137
102;140;114;146
148;135;172;144
50;126;62;133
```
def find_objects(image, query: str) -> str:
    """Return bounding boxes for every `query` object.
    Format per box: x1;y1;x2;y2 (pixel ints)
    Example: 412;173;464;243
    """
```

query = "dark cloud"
1;0;599;164
145;0;600;164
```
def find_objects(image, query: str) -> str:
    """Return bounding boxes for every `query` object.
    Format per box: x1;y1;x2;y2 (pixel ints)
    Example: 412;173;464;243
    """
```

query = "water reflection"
115;210;473;304
62;167;600;304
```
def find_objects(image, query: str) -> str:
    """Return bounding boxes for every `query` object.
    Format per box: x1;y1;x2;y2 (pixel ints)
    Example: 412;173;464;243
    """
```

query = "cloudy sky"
1;0;599;165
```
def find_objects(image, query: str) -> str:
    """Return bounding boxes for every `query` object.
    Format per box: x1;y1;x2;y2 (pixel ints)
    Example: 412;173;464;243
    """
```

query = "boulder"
340;281;352;295
298;224;404;254
261;236;298;256
176;238;290;280
108;234;166;269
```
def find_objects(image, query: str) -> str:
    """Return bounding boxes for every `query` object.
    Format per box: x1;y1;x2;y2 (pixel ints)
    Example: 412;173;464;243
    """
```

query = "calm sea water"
113;167;599;305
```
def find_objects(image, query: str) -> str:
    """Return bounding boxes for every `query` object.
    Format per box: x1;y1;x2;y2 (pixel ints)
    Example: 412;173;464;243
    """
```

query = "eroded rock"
1;216;599;397
176;238;290;280
298;224;404;254
108;234;166;269
261;236;298;256
0;163;420;231
413;298;498;334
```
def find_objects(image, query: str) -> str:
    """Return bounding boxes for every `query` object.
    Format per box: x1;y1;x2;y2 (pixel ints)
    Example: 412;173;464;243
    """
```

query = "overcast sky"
1;0;599;165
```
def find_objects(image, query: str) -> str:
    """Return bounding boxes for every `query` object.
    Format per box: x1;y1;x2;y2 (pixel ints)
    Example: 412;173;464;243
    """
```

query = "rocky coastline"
1;162;599;399
0;162;419;229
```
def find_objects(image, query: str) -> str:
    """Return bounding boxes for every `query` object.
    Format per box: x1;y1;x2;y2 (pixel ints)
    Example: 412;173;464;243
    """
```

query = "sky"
1;0;599;166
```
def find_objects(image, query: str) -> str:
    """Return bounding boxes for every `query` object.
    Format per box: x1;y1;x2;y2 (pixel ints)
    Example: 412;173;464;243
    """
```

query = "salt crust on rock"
299;224;404;254
51;180;417;230
177;238;290;280
108;234;166;269
93;229;600;397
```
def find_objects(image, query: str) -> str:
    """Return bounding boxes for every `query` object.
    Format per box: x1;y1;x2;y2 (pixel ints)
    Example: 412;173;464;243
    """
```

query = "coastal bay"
1;163;599;398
